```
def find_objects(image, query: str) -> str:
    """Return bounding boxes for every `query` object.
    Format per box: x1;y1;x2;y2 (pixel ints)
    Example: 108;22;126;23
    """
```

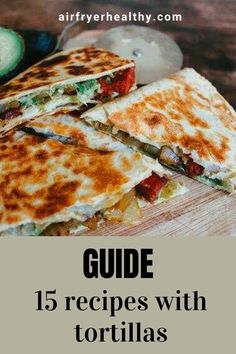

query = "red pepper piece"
136;173;167;203
98;67;135;97
0;108;22;120
186;159;204;177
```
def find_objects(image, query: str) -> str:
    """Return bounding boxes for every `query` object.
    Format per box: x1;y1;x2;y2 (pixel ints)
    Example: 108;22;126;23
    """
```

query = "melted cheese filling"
89;121;235;192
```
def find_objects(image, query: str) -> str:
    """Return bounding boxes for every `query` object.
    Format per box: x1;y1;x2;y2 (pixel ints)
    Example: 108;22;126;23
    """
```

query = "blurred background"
0;0;235;106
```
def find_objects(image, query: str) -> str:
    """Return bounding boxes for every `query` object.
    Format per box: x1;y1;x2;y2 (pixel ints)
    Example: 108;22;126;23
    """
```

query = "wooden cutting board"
79;173;236;237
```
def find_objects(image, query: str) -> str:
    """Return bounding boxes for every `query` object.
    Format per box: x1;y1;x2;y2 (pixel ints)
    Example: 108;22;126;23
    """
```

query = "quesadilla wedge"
0;127;187;236
82;68;236;192
0;47;135;136
27;107;187;196
25;107;129;152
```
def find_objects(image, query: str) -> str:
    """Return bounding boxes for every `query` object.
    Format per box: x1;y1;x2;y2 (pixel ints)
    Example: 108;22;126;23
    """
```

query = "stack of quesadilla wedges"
0;114;187;236
1;46;234;236
0;47;187;235
0;47;135;136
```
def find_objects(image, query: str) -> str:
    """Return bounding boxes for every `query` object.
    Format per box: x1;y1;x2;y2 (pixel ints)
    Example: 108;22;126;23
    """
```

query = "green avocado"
0;27;25;80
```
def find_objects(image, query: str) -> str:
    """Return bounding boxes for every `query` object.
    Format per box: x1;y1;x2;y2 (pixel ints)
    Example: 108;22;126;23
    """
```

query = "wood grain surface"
0;1;235;236
78;174;236;237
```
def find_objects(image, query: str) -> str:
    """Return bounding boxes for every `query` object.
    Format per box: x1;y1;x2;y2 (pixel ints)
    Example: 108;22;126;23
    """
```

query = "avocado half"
0;27;25;81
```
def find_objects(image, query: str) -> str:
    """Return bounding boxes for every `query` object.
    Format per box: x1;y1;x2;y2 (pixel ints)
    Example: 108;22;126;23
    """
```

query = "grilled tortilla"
27;108;188;174
0;130;150;236
0;47;135;136
26;107;171;175
0;128;187;236
0;108;187;235
82;68;236;192
25;107;129;152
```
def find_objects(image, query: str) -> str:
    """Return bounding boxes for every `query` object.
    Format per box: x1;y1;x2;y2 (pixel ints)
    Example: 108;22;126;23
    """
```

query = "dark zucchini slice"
141;143;159;158
0;27;25;81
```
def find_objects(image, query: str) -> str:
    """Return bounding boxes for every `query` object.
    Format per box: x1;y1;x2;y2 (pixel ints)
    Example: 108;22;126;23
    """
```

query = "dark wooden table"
0;0;235;107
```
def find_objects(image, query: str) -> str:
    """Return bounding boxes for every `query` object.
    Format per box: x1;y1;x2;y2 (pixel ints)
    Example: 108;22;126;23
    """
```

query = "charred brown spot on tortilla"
146;89;210;129
0;144;8;151
0;83;23;98
6;215;20;224
6;168;33;183
144;112;167;128
4;202;19;211
38;55;68;68
177;131;229;162
66;65;85;76
32;189;45;200
69;129;87;144
0;185;29;218
10;187;28;199
173;98;209;128
86;48;103;55
33;181;79;219
0;47;133;102
3;143;28;160
90;157;129;194
33;71;56;80
71;151;129;193
34;149;49;161
64;161;73;169
19;73;32;81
